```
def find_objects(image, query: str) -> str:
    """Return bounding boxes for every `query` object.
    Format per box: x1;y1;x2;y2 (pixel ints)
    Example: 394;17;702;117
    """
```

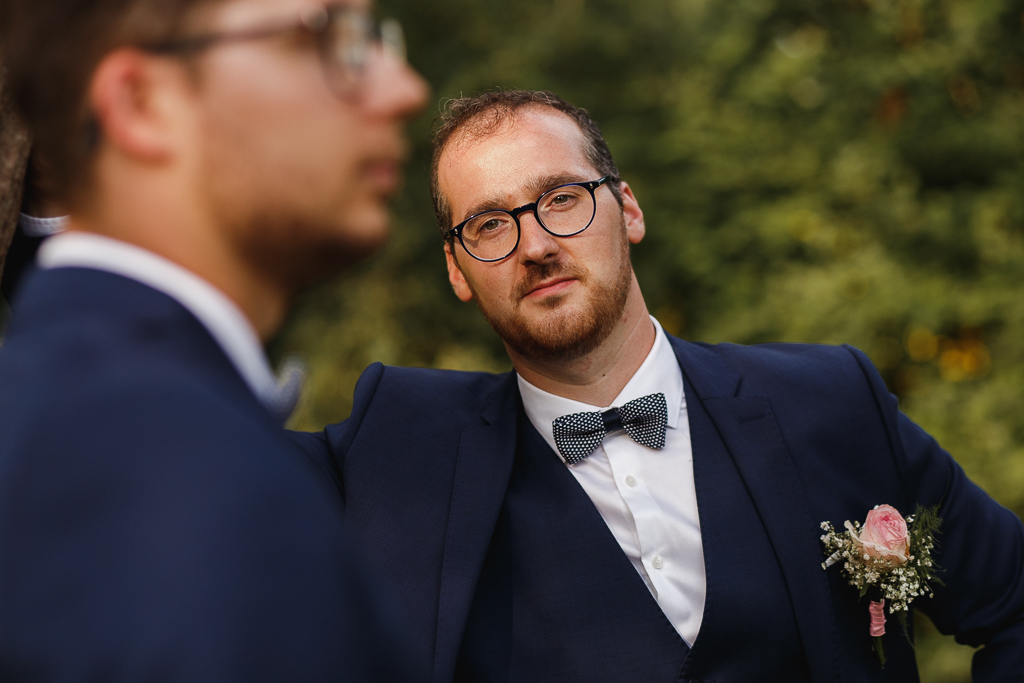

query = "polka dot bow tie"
552;392;668;465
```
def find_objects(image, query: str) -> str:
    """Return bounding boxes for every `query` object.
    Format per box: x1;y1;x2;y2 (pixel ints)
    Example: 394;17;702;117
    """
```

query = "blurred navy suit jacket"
295;336;1024;682
0;268;417;681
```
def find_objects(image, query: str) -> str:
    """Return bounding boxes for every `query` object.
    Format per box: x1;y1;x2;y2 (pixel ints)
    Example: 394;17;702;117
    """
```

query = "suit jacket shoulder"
682;339;872;399
0;268;417;682
306;362;512;472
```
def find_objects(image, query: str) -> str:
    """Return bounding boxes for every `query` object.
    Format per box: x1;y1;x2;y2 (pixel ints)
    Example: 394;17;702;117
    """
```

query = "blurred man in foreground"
0;0;426;679
295;91;1024;681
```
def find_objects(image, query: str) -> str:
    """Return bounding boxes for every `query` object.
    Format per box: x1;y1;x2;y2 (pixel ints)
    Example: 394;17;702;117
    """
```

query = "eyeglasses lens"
321;11;405;95
321;13;365;91
380;19;406;61
462;214;519;261
537;185;593;236
460;185;596;261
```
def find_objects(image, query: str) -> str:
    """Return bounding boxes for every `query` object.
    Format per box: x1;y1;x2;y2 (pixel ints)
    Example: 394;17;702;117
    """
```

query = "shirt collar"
36;232;292;417
517;316;684;459
19;213;70;238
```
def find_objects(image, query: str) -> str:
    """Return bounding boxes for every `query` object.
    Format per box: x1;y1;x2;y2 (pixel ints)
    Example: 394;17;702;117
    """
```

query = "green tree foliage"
274;1;1024;678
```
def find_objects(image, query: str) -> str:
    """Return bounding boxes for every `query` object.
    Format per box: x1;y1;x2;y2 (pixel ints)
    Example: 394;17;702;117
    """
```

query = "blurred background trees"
287;0;1019;678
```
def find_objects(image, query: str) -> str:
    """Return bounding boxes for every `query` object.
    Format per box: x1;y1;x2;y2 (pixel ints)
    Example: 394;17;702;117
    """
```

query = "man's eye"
466;214;512;239
546;193;580;210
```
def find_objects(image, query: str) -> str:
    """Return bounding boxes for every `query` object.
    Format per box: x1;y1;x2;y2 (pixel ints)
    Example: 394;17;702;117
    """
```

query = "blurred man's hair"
0;0;210;207
431;90;622;240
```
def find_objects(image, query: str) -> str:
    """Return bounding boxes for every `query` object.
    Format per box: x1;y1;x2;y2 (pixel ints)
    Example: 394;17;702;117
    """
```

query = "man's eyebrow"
459;194;513;225
458;173;594;224
525;173;591;198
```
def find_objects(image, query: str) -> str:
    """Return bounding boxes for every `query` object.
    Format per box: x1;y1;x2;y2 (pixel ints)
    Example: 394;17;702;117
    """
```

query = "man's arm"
896;410;1024;680
846;345;1024;680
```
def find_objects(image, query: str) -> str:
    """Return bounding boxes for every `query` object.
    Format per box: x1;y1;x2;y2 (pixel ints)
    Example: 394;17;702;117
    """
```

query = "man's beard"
231;210;384;294
471;225;633;364
199;147;386;297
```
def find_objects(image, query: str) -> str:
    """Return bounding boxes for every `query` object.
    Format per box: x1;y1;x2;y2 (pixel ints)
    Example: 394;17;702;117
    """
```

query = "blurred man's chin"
295;225;391;286
233;212;392;295
334;209;391;256
332;227;390;267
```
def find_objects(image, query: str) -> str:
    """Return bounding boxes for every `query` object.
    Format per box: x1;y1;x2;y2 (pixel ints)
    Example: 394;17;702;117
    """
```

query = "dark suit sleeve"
0;383;416;682
289;361;387;495
845;345;1024;681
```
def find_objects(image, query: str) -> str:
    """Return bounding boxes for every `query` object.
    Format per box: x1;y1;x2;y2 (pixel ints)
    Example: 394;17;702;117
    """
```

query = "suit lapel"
432;372;519;683
670;337;841;683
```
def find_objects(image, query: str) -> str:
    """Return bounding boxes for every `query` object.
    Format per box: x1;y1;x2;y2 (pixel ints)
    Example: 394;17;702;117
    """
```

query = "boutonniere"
820;504;942;667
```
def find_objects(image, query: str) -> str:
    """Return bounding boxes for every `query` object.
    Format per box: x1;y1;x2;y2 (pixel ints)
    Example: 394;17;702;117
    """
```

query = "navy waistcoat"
455;408;688;682
679;374;810;681
456;377;812;682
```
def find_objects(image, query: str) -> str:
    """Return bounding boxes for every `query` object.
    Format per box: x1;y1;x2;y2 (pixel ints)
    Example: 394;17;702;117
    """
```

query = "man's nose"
517;211;561;264
363;49;430;120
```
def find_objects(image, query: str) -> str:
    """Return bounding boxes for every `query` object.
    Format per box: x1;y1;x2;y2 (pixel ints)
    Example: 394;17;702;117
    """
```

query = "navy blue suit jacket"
0;268;417;681
295;336;1024;682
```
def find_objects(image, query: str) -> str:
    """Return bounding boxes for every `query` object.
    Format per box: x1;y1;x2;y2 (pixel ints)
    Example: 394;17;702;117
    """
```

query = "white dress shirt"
518;317;706;646
36;232;293;415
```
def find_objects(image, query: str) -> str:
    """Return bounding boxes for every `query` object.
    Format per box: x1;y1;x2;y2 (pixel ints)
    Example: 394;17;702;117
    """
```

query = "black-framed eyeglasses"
141;4;405;98
446;177;612;262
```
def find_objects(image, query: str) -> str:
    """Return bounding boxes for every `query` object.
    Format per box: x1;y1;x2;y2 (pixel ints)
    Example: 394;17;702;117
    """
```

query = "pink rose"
845;504;908;565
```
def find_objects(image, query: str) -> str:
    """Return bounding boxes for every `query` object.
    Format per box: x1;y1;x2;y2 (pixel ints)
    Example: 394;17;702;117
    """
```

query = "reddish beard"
471;234;633;363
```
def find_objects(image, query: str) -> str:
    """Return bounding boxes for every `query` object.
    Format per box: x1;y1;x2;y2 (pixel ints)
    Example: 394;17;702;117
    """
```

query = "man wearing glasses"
0;0;426;679
298;90;1024;680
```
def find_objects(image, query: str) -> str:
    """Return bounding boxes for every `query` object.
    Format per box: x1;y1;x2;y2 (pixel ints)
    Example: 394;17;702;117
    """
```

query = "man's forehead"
208;0;369;29
439;107;595;216
444;107;587;165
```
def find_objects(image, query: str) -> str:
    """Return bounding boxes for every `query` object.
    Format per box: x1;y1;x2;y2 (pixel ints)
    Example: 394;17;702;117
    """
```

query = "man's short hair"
430;90;622;240
0;0;210;207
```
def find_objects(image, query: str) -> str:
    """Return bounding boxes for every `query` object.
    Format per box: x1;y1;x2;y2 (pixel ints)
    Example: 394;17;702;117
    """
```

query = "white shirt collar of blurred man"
36;230;301;419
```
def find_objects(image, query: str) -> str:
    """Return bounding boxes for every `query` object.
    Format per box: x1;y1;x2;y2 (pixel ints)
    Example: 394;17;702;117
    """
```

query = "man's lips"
363;137;410;197
363;158;403;196
525;277;577;298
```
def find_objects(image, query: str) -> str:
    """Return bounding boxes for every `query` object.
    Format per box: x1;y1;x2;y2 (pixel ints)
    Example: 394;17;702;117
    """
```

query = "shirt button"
625;475;637;488
652;555;664;570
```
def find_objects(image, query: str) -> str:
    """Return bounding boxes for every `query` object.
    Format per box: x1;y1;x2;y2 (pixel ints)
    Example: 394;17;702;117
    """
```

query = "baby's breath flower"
820;504;942;632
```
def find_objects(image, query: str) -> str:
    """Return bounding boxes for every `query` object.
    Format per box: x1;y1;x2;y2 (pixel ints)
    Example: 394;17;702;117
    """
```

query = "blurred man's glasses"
447;177;611;263
142;4;405;98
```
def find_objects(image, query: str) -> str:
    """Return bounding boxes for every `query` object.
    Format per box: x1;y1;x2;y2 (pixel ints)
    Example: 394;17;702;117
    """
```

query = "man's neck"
69;185;288;342
508;282;656;407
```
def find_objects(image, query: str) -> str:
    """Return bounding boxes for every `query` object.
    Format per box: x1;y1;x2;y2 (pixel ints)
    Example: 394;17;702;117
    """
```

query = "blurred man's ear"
444;242;474;302
88;48;190;164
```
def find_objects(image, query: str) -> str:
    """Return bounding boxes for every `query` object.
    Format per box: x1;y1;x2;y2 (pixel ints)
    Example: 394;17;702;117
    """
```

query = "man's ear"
88;48;188;163
619;182;646;245
444;242;475;302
